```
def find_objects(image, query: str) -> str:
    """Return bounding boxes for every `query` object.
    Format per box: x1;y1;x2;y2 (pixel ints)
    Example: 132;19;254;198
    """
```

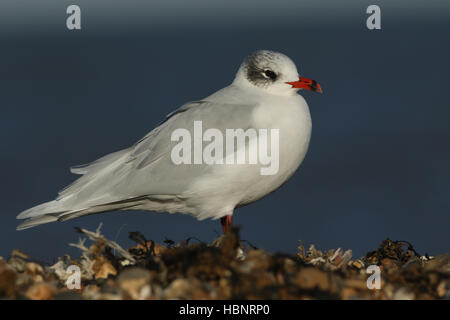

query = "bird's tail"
16;197;146;230
16;200;70;230
16;213;60;230
16;148;134;230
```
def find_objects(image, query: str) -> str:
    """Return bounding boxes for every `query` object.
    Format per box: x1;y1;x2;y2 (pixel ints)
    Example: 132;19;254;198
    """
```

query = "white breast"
238;93;312;204
182;92;312;219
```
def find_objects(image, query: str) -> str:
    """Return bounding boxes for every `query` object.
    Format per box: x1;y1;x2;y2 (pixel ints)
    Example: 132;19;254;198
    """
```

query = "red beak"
286;77;322;93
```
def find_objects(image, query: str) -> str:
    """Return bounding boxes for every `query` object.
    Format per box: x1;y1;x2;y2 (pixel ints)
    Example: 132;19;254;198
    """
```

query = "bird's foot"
220;215;233;234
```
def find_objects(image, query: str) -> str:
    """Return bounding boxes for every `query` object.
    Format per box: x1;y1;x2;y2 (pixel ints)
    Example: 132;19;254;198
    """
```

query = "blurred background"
0;0;449;262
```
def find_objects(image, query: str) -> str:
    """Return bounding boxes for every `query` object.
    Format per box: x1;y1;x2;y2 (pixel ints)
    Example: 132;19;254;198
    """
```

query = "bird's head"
234;50;322;96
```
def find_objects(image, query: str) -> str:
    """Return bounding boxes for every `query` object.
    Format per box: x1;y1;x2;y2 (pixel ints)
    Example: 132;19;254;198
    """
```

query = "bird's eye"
262;70;277;80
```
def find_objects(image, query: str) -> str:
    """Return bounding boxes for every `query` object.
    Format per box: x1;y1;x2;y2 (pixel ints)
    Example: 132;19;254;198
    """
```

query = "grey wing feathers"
70;149;129;175
55;102;205;199
129;101;205;163
16;99;258;229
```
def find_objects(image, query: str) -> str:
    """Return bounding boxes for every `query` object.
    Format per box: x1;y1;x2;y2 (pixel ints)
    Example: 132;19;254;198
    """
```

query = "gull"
17;50;322;233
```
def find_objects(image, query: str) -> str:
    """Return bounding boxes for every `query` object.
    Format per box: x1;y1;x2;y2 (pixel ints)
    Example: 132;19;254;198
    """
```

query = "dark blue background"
1;1;449;262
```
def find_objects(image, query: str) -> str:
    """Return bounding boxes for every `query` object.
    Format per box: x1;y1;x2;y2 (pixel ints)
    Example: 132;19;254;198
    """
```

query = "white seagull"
17;50;322;233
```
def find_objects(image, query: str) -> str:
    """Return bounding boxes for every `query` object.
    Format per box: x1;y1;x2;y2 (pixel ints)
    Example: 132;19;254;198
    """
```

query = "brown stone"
295;267;329;291
25;283;57;300
7;249;30;273
25;262;45;275
118;268;151;299
344;279;368;290
25;262;46;282
424;254;450;273
341;287;359;300
93;257;117;280
352;260;364;269
164;278;210;299
0;263;18;298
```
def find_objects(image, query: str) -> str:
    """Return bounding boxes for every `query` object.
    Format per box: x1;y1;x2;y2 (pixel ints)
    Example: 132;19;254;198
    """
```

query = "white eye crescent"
262;69;277;80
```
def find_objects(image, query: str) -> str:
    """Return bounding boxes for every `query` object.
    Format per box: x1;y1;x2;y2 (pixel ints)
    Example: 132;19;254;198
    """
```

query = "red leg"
220;215;233;234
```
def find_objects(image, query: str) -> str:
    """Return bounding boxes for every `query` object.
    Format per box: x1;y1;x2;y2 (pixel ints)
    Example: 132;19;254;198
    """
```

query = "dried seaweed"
0;226;448;300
